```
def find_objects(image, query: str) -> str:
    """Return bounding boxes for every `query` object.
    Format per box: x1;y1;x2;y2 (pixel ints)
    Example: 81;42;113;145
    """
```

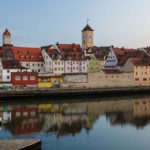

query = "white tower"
3;28;11;46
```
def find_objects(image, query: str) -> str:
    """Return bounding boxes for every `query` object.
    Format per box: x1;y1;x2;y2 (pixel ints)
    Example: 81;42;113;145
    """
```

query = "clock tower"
82;23;94;49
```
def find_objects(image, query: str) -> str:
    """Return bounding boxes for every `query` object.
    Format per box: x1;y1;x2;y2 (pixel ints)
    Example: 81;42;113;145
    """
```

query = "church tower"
82;23;94;49
3;28;11;46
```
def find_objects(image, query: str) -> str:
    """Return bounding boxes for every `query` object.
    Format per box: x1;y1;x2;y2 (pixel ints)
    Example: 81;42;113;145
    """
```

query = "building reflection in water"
1;97;150;137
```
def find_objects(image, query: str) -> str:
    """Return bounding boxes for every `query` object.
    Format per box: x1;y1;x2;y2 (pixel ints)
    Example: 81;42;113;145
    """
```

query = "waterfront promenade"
0;86;150;99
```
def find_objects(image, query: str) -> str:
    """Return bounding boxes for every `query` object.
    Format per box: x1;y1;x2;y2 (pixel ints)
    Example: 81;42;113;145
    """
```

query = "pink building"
57;43;88;73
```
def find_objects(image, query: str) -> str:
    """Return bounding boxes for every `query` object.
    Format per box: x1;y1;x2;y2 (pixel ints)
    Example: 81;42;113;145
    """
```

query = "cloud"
13;41;40;47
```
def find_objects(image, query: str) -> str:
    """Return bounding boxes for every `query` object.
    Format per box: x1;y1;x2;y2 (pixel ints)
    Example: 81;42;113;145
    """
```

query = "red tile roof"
3;28;11;36
130;57;150;66
82;24;94;32
1;59;27;69
0;46;14;58
57;43;86;61
112;47;147;66
42;46;63;60
12;47;44;62
11;72;38;76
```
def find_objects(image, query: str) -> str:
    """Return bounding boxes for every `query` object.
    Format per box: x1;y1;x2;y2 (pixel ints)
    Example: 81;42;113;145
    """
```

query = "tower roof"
82;24;94;32
3;28;11;36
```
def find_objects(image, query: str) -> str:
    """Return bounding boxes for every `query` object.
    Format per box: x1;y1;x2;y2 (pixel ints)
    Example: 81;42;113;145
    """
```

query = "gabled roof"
57;43;85;61
42;45;63;60
12;47;44;62
130;57;150;66
82;24;94;32
1;59;26;69
111;47;147;66
3;28;11;36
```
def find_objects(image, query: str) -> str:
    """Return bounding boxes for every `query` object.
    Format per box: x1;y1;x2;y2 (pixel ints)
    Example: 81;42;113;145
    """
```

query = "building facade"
57;43;88;74
0;59;28;82
11;72;38;87
12;47;45;73
41;45;65;75
131;57;150;86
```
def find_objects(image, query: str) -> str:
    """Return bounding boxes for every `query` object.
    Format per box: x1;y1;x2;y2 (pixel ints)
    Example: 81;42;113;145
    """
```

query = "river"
0;96;150;150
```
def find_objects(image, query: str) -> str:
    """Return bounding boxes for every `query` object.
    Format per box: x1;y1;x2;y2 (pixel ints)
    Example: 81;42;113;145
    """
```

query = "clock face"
88;34;92;39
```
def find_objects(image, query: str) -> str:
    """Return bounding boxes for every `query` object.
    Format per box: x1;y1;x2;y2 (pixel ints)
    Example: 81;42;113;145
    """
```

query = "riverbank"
0;86;150;100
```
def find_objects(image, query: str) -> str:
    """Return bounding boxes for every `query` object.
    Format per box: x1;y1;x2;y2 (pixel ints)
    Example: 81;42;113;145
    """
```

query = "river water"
0;96;150;150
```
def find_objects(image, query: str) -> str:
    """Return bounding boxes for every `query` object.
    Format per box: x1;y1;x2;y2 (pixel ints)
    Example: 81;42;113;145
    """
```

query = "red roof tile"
3;28;11;36
130;57;150;66
1;59;26;69
82;24;94;32
57;44;85;61
12;47;44;62
11;72;38;76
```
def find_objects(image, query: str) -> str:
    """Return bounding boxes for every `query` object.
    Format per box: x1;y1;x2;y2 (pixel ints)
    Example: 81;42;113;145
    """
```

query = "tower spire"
87;18;89;25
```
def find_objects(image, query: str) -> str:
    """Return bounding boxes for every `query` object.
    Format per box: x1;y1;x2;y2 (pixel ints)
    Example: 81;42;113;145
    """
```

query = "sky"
0;0;150;48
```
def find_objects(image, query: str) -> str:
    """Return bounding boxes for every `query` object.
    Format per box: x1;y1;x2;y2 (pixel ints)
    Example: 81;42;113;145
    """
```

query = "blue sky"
0;0;150;48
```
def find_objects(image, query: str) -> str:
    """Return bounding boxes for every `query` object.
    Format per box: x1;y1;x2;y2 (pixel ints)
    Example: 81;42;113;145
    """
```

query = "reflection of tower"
82;21;94;49
3;28;11;46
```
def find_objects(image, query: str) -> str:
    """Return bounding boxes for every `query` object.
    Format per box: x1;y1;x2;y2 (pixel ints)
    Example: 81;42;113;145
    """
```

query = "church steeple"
82;21;94;49
3;28;11;46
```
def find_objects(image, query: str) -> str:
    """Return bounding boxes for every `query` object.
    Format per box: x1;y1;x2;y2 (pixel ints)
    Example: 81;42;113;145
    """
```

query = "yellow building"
82;24;94;49
131;57;150;86
100;60;105;70
38;73;63;88
38;104;63;113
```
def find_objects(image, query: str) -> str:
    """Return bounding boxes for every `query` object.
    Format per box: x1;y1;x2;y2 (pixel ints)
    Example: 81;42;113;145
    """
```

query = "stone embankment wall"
61;72;134;88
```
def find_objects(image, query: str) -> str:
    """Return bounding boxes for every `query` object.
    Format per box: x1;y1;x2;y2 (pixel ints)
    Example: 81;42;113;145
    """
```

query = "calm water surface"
0;97;150;150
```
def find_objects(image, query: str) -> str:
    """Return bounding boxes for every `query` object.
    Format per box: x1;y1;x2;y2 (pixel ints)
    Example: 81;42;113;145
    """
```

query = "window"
23;112;28;117
55;68;57;71
135;78;139;81
7;70;10;73
143;78;147;81
58;62;60;65
26;63;29;67
23;76;28;80
30;111;35;117
16;112;21;117
55;62;57;65
33;64;34;66
49;62;51;65
61;68;63;71
7;76;10;79
30;76;35;80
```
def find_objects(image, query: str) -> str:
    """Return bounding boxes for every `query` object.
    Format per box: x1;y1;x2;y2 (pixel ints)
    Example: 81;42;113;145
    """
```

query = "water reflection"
1;98;150;137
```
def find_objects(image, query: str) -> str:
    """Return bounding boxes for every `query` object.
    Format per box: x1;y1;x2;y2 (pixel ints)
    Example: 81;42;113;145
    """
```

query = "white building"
0;59;28;82
42;45;65;75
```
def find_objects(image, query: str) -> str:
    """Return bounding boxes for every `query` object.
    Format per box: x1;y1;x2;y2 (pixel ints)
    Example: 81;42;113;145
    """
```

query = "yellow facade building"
38;73;63;88
131;57;150;86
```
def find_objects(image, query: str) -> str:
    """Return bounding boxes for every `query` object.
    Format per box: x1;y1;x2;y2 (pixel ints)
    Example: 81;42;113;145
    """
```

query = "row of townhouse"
41;44;88;75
